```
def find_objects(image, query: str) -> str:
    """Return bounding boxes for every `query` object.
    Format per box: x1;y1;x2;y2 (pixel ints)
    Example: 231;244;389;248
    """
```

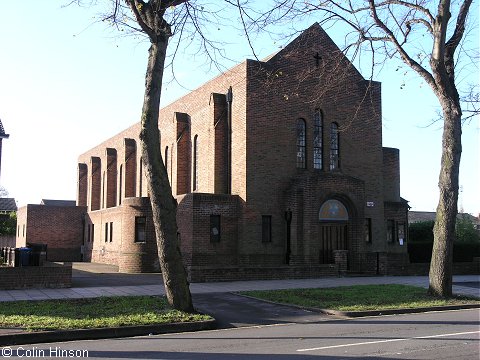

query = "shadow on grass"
0;296;208;330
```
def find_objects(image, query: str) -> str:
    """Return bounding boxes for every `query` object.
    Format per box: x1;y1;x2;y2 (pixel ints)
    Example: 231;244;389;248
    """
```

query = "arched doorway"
318;199;349;264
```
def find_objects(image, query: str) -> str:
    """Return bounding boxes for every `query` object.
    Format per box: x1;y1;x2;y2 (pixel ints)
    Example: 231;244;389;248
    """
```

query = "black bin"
27;243;48;266
18;247;32;266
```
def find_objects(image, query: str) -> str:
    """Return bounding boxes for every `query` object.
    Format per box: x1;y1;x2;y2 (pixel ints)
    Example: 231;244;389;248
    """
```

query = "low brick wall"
378;252;410;275
0;262;72;290
188;264;338;282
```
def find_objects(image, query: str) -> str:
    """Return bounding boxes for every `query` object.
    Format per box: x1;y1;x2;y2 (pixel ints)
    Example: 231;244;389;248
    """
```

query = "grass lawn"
0;296;211;331
240;284;480;312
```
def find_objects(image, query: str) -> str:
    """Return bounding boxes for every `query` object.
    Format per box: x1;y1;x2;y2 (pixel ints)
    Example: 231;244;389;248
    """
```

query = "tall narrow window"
193;135;198;191
296;119;306;169
365;218;372;243
398;223;406;245
109;222;113;243
262;215;272;243
386;220;395;243
87;224;91;243
91;224;95;242
210;215;221;243
102;171;106;208
139;158;143;197
119;165;123;205
330;122;340;170
164;146;169;179
135;217;146;243
105;223;108;243
313;109;323;169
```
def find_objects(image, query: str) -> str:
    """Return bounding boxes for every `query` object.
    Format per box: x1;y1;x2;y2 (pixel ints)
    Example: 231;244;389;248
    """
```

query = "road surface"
3;308;479;359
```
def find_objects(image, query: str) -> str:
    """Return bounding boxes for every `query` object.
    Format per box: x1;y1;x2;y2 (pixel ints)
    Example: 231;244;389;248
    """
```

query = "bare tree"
72;0;239;312
111;0;194;312
243;0;478;297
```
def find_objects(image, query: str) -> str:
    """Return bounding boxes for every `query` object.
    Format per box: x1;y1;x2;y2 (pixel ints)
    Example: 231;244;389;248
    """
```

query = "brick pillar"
295;189;304;262
124;138;137;198
105;148;117;208
77;163;88;206
175;112;190;195
211;93;228;194
90;157;101;211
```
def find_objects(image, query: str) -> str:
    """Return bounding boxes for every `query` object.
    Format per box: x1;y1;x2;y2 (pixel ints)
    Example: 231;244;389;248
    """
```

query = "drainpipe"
226;86;233;194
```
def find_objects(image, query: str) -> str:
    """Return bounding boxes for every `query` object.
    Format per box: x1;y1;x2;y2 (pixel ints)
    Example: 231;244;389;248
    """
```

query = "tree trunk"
428;98;462;298
139;39;194;312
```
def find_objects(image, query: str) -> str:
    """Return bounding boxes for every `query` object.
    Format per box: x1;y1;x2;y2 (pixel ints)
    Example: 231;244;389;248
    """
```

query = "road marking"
297;330;480;352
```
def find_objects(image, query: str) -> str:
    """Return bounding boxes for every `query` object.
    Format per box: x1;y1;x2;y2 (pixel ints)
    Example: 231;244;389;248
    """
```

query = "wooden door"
319;224;347;264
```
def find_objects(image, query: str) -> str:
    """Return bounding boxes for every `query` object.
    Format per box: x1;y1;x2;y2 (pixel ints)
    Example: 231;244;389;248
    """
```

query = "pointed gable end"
263;23;365;82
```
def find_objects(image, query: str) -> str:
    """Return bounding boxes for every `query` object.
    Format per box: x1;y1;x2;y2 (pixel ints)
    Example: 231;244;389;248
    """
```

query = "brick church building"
48;23;410;280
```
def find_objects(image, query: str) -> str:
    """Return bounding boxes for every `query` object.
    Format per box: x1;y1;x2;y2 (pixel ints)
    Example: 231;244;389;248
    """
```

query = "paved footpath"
0;263;478;302
0;264;478;341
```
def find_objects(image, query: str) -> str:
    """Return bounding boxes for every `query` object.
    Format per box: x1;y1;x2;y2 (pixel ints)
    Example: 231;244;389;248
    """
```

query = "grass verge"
240;284;480;312
0;296;211;331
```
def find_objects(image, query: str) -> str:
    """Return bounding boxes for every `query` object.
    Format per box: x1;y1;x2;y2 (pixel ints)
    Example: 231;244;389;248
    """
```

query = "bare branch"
367;0;437;90
374;0;435;23
445;0;473;59
236;0;260;61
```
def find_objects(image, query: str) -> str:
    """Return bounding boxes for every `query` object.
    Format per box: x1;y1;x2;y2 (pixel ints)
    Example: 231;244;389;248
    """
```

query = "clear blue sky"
0;1;478;215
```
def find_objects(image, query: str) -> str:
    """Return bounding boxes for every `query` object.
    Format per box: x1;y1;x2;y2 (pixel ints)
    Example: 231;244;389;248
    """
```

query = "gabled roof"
262;22;365;81
0;198;17;211
408;211;436;223
40;199;76;207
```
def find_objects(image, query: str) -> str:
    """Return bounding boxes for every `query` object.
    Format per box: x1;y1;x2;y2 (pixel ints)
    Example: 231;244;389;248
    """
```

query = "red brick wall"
119;197;158;272
16;205;86;261
188;264;338;282
383;147;401;202
177;193;239;267
239;24;385;266
284;173;366;270
384;201;409;254
0;262;72;289
84;197;159;273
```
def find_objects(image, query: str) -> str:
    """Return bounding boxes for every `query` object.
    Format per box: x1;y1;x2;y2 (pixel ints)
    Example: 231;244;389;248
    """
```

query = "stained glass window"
313;110;323;169
296;119;306;169
330;122;340;170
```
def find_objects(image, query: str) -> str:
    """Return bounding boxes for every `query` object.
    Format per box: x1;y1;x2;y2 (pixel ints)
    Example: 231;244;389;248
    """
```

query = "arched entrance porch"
318;199;349;264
